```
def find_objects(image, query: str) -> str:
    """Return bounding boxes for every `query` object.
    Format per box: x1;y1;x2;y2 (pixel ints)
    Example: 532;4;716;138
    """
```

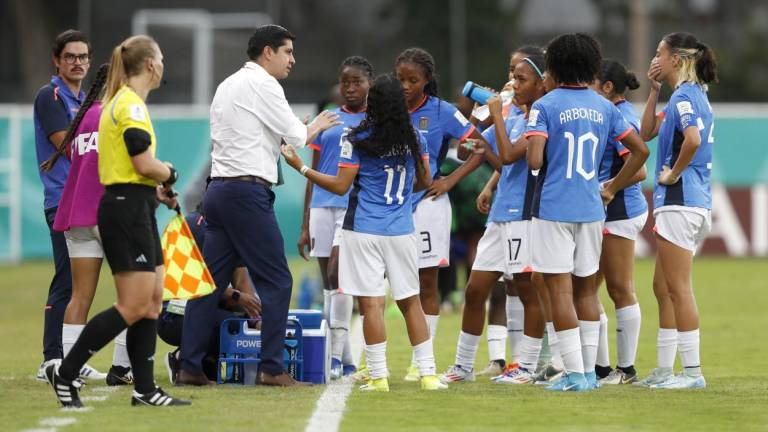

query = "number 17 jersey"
524;87;633;223
340;131;429;236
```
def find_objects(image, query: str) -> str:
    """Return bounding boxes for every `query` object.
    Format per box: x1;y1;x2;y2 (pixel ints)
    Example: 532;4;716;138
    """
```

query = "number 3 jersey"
340;131;429;236
654;82;714;210
309;107;366;208
524;86;633;223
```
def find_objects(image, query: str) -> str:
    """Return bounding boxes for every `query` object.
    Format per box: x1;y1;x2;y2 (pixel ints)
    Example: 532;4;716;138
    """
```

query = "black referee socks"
127;318;158;394
59;306;128;381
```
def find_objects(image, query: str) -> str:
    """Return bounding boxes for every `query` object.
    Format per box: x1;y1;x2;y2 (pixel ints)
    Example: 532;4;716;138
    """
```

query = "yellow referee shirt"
98;85;157;186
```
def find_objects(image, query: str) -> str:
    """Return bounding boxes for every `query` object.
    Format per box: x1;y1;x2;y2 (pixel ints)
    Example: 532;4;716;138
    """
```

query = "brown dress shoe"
256;371;312;387
176;369;214;386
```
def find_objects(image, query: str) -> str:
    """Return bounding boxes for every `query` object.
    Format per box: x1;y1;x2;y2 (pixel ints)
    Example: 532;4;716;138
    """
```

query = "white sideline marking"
20;428;56;432
39;417;77;427
81;396;108;402
90;386;119;393
304;318;364;432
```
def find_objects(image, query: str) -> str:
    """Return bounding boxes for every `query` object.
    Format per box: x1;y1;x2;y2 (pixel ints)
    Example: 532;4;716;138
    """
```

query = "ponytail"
103;35;158;103
695;41;718;85
599;59;640;95
40;63;109;172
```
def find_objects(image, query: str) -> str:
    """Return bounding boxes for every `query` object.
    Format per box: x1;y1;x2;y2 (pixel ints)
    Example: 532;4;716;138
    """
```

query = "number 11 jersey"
340;131;429;236
524;86;633;223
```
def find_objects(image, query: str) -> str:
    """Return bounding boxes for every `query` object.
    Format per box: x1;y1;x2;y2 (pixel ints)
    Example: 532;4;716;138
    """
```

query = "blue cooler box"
218;310;330;384
287;309;331;384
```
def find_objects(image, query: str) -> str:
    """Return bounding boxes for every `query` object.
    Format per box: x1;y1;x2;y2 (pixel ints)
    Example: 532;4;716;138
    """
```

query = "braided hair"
395;47;439;97
340;55;374;80
40;63;109;171
348;74;423;172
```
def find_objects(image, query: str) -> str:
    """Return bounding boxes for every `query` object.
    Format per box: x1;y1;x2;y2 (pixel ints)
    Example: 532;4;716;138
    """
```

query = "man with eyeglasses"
32;29;98;382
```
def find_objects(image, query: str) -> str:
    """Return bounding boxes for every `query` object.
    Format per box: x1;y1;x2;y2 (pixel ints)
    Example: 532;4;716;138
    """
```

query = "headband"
523;57;544;79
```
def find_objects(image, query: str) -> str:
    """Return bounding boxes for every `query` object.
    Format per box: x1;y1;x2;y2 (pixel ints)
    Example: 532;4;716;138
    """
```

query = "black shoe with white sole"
131;387;191;407
164;350;180;384
106;365;134;386
44;364;84;408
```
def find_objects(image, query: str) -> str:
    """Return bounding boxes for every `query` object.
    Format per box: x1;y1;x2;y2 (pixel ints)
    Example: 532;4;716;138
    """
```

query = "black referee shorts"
98;184;163;274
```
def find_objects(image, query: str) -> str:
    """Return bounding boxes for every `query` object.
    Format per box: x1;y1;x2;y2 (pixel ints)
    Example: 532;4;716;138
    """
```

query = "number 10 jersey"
524;86;633;223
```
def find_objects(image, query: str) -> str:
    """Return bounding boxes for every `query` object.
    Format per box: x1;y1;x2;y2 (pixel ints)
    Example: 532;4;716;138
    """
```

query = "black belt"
211;175;272;188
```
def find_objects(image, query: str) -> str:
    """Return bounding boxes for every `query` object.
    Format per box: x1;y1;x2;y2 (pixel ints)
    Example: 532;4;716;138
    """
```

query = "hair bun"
625;71;640;90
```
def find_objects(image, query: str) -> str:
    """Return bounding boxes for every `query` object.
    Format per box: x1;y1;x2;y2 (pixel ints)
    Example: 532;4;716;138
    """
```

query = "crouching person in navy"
178;24;340;387
160;210;261;384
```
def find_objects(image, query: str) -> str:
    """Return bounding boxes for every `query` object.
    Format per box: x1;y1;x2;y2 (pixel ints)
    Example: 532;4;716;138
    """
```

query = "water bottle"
464;81;514;121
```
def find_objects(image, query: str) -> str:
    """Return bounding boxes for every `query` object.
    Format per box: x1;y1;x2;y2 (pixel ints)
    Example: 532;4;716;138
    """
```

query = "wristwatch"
231;290;241;303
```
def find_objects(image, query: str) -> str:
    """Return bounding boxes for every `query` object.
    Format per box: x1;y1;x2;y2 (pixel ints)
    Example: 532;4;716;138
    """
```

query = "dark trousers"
180;180;292;375
43;207;72;361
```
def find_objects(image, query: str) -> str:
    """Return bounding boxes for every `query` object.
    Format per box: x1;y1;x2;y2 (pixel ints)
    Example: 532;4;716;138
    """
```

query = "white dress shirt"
209;61;307;183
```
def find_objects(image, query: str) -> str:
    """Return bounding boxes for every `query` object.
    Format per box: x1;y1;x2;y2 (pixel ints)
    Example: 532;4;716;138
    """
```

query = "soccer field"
1;258;766;431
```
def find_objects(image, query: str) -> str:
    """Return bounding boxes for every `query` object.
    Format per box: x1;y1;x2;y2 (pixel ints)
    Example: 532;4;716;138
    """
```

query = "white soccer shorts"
472;220;532;277
653;205;712;253
603;212;648;241
414;193;451;268
309;207;346;258
65;225;104;258
338;229;420;300
530;218;603;277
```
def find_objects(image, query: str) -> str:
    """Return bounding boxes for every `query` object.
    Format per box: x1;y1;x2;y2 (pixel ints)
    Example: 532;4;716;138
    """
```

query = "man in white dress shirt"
178;25;339;387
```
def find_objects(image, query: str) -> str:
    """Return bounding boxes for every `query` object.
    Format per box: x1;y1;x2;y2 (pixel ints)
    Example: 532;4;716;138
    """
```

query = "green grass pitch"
1;258;766;431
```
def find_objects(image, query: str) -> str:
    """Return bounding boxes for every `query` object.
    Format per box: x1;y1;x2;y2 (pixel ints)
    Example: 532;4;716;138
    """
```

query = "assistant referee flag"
161;213;215;300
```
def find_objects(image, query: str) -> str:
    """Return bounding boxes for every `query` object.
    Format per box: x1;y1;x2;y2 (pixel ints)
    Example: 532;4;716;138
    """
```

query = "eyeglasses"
61;53;90;65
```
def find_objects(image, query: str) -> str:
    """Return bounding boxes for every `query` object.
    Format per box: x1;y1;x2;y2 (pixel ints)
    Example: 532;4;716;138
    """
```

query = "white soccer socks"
413;338;437;377
486;325;507;362
616;304;641;368
556;327;585;374
579;320;600;374
546;322;565;369
657;328;678;370
518;334;543;371
365;341;388;379
455;331;480;371
413;314;439;366
678;329;702;376
62;324;85;358
596;312;610;369
113;329;131;368
330;292;353;361
506;296;524;363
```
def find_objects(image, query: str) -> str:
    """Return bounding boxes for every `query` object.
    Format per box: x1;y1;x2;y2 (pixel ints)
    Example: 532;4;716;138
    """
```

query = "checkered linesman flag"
161;213;216;300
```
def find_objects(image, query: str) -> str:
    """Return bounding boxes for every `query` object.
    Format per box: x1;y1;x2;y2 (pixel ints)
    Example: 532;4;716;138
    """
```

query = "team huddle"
283;30;716;392
36;23;716;410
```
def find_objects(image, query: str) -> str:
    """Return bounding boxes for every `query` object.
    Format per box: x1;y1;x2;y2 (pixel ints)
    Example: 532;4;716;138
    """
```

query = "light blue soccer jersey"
654;83;714;210
310;107;366;208
483;113;536;222
598;100;648;221
410;96;474;210
341;131;429;236
525;87;633;223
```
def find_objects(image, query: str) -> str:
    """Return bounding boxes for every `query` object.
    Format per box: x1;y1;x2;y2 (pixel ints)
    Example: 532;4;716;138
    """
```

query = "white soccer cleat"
634;367;674;387
476;360;504;377
533;363;564;385
493;366;535;385
599;368;638;385
79;363;108;380
439;365;475;383
650;373;706;390
36;358;61;382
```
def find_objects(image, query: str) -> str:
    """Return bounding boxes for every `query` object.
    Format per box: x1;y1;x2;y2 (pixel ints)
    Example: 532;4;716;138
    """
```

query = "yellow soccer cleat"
404;364;420;382
421;375;449;390
359;377;389;392
351;365;370;382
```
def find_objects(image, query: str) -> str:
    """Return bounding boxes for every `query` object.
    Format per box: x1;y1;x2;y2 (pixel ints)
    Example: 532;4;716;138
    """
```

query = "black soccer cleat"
131;387;191;407
45;363;84;408
106;365;134;386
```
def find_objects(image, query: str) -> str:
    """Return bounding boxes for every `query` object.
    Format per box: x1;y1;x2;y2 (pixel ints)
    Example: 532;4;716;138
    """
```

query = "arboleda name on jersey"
558;107;604;125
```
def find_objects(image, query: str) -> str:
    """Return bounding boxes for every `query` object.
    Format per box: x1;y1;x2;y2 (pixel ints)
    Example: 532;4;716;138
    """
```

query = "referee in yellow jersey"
44;35;190;408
